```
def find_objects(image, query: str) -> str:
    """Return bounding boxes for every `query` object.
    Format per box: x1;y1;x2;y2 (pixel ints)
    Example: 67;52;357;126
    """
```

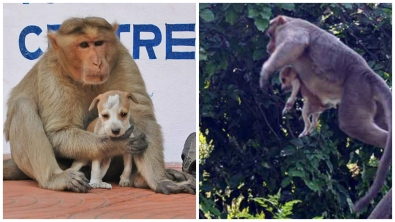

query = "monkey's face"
48;19;118;85
266;16;287;54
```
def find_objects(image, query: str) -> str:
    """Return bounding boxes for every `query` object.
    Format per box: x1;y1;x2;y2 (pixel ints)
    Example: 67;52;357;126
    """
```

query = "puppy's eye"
121;112;127;117
102;114;109;119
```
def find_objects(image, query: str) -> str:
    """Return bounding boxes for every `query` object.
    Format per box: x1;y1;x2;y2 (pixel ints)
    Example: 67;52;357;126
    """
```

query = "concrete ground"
3;154;196;219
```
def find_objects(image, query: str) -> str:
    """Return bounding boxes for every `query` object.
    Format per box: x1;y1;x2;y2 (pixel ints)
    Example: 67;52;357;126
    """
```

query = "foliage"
199;3;392;219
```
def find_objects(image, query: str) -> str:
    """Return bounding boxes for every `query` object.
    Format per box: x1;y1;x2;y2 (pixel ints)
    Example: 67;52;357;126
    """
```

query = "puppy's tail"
353;75;392;212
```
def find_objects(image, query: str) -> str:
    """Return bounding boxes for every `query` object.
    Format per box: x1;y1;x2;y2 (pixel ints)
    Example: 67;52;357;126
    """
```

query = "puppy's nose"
112;129;121;135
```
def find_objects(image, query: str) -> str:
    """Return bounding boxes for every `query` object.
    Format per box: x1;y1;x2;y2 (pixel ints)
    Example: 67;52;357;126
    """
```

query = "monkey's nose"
112;129;120;135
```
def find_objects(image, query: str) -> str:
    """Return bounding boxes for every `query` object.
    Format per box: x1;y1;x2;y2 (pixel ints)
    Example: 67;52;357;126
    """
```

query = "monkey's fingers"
155;180;196;195
50;169;92;193
111;126;135;141
126;134;148;154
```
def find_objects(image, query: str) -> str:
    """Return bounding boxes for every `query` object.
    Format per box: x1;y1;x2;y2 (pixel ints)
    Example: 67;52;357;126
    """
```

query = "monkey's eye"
281;78;286;83
102;114;109;119
121;112;127;117
79;42;89;48
95;41;104;46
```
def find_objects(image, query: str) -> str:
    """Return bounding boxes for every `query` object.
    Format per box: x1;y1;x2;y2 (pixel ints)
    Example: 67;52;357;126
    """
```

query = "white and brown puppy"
279;66;332;137
71;90;139;189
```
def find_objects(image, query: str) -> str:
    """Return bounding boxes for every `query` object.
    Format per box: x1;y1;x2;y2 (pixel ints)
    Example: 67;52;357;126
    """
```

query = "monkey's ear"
89;97;100;111
47;33;59;51
112;23;119;33
278;16;287;25
127;93;139;104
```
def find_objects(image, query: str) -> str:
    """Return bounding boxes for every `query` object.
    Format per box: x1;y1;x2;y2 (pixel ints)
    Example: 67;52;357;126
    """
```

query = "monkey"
279;66;331;138
4;17;196;195
259;15;391;212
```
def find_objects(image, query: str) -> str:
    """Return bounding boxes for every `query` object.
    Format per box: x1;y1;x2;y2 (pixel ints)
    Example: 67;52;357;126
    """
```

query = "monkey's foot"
119;178;131;187
89;181;112;189
155;180;196;195
47;169;91;193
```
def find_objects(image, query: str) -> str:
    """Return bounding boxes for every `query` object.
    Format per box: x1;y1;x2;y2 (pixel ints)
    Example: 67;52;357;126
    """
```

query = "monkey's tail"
354;77;392;212
3;159;31;180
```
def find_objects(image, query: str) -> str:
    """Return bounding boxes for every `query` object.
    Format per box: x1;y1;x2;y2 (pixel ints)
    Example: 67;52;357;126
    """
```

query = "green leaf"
254;17;269;32
225;7;238;25
303;179;320;192
200;9;215;22
279;3;295;11
288;168;305;177
281;177;292;188
280;145;296;156
247;7;260;18
253;48;266;61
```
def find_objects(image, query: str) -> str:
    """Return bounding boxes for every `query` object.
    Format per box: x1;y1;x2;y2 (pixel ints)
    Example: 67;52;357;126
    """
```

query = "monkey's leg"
132;120;195;194
338;99;387;148
7;98;91;192
119;154;133;187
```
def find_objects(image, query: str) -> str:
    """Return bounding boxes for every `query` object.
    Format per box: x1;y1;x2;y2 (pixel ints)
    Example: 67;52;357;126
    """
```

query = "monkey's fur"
279;66;329;138
4;17;195;195
260;15;391;212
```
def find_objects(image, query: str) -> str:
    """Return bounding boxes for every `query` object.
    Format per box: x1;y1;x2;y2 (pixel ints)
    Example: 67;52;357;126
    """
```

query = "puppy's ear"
89;96;101;111
127;93;139;104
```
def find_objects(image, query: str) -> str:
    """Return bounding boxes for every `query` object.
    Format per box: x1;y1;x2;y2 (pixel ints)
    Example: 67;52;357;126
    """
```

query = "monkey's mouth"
85;73;109;84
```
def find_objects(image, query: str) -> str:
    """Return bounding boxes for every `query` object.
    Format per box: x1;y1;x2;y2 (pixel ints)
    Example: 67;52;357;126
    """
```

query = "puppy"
279;66;330;137
71;90;139;189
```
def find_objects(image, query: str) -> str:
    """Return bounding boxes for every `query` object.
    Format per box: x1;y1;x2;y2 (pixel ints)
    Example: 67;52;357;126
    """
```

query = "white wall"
3;3;196;163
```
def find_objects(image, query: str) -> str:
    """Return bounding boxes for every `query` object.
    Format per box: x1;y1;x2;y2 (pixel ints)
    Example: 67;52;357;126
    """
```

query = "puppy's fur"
280;66;333;137
71;90;139;189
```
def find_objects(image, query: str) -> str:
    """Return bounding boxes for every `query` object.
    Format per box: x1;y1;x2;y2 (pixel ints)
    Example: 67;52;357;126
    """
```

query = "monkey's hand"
259;67;272;91
155;177;196;194
155;170;196;195
126;133;148;155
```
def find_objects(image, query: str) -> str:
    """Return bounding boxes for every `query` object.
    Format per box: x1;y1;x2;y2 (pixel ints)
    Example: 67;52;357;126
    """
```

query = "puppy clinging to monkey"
4;17;196;195
260;15;391;212
279;66;331;138
71;90;139;189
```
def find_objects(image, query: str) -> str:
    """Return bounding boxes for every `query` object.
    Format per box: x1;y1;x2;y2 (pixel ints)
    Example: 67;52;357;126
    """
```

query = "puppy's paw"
119;178;131;187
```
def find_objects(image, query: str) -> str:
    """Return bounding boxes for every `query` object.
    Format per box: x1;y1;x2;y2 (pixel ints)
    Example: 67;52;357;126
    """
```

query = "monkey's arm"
260;34;309;89
49;127;147;160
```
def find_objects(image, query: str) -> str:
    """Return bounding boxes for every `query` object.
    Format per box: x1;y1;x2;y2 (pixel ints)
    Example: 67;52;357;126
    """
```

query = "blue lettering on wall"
19;25;43;60
133;24;162;59
116;24;130;40
47;24;60;32
166;24;195;60
18;23;195;60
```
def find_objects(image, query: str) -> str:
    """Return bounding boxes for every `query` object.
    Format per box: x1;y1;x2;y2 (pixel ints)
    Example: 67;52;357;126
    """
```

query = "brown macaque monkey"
279;66;329;138
260;15;391;212
4;17;195;195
